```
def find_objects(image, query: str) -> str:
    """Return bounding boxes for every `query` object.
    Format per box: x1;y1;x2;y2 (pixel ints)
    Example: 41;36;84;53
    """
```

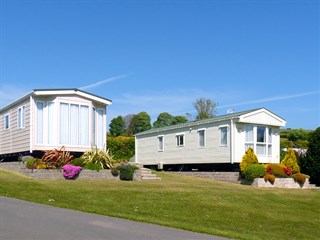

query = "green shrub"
240;147;259;173
71;158;86;167
25;157;37;169
281;148;300;174
82;147;116;169
264;174;275;184
116;164;139;181
266;164;285;177
293;173;306;185
242;164;266;181
83;162;103;172
108;136;135;161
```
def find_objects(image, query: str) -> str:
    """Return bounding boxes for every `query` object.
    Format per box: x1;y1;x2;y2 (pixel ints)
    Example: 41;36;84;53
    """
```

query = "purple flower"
62;164;82;179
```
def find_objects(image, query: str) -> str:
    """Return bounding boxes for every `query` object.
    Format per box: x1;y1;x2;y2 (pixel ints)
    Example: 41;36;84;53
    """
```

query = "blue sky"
0;0;319;130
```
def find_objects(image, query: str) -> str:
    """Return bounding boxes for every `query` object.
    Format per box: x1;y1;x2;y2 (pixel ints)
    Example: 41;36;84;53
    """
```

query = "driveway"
0;197;230;240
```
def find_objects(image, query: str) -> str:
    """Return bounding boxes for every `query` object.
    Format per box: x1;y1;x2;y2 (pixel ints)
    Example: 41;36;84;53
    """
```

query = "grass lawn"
0;169;319;240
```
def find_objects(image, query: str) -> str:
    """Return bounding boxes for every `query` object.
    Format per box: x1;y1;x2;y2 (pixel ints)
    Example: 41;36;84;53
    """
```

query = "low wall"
251;178;312;189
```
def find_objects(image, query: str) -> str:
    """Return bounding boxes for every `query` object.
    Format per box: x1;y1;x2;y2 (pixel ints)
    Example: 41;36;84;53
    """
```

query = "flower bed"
251;177;312;189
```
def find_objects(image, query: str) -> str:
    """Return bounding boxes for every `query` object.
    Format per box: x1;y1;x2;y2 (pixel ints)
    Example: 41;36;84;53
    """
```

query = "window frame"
176;133;185;147
4;114;10;130
17;106;26;129
219;126;228;147
158;135;164;152
244;125;273;157
198;129;206;148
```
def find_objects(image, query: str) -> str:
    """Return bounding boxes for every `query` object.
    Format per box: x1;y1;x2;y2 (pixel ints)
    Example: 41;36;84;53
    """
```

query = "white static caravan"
0;89;112;157
135;108;286;170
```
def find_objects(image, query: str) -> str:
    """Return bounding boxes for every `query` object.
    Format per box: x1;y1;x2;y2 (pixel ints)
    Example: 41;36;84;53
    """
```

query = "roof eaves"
135;109;262;136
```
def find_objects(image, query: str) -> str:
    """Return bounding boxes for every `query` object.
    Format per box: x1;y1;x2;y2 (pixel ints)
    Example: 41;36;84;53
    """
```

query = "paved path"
0;197;230;240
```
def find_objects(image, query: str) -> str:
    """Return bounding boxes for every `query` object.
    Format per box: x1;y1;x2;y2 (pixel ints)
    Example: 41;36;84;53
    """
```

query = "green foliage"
71;158;86;167
35;159;47;169
83;162;103;171
109;116;125;136
25;157;37;169
240;147;259;172
116;164;139;181
153;112;174;128
293;173;306;185
107;136;135;161
193;98;217;120
172;115;188;125
299;127;320;185
266;164;285;177
242;164;266;181
281;148;300;174
81;147;116;169
129;112;152;134
287;128;310;142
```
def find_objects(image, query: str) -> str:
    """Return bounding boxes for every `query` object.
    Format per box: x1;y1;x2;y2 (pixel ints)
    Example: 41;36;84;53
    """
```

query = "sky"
0;0;319;130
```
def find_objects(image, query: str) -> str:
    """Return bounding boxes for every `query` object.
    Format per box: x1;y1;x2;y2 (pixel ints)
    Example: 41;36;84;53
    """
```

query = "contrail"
79;74;129;90
218;91;320;109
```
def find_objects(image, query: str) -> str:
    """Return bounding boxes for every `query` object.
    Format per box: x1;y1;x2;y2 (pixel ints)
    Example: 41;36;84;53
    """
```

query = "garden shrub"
266;164;285;177
293;173;306;185
281;148;300;174
35;159;47;169
83;162;103;171
240;147;259;172
42;146;73;168
108;136;135;161
71;158;86;167
116;164;139;181
264;174;275;184
82;147;115;169
25;157;37;169
62;164;82;179
242;164;266;181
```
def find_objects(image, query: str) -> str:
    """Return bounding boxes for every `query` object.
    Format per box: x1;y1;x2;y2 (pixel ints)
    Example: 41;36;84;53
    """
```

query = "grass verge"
0;169;319;240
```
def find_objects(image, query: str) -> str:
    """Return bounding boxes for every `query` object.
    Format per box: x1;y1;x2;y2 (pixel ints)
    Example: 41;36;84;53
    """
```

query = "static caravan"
0;89;112;158
135;108;286;170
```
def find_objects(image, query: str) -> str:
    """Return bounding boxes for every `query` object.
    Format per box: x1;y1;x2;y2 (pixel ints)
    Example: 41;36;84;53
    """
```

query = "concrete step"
141;176;161;180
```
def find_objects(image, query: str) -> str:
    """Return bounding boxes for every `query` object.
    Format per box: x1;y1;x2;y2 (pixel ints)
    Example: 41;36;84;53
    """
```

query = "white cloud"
79;74;130;90
218;91;320;109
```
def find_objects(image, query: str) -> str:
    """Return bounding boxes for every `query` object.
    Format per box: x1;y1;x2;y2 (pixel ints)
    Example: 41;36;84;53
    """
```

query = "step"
141;176;161;180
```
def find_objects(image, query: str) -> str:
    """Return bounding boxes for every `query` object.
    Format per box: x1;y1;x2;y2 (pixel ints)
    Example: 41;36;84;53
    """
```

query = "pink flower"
62;164;82;179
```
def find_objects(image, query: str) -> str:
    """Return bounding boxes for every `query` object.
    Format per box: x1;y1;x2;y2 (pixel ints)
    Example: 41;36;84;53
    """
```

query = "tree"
172;115;188;125
287;128;310;142
129;112;152;134
123;114;135;131
299;128;320;185
153;112;174;128
109;116;125;136
193;98;217;120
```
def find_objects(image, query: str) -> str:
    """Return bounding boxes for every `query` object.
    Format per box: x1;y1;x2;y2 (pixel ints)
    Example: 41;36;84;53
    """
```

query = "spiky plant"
81;147;115;170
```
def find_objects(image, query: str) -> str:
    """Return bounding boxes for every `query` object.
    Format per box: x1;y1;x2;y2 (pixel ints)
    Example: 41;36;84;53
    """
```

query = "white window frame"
198;129;206;148
4;114;10;130
176;133;185;147
244;125;272;156
59;101;90;147
17;106;25;129
158;135;164;152
36;101;45;145
219;126;228;147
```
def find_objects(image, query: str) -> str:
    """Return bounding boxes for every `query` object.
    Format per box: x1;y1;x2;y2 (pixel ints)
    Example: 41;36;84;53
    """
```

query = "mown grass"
0;169;319;240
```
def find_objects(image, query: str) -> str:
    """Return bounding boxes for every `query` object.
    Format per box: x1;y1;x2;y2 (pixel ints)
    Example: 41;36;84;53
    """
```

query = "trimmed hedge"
242;164;266;181
108;135;135;161
116;164;139;181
